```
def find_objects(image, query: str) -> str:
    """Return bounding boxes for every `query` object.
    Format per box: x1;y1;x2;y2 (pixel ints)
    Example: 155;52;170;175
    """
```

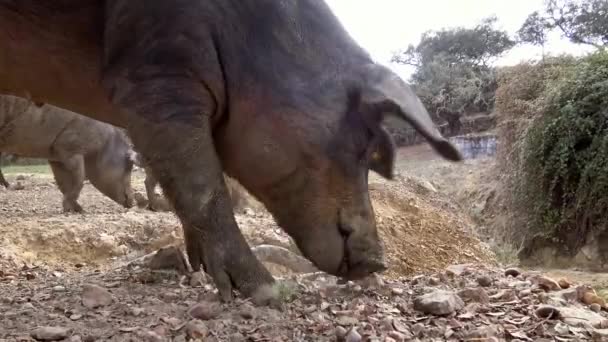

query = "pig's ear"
361;64;462;162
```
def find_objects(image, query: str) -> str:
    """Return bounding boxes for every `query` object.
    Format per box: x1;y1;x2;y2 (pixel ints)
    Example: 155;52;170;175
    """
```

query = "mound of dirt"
368;173;496;278
0;166;495;281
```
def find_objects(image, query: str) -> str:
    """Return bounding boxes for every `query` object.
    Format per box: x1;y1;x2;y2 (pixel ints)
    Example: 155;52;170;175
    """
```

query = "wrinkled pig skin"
0;0;461;305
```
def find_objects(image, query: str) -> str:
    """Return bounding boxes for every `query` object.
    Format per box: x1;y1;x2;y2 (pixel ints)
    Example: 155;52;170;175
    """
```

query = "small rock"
427;277;441;286
160;316;181;328
336;315;359;326
591;303;602;312
446;264;473;277
476;275;493;287
31;326;70;341
535;305;561;319
388;331;411;341
335;326;347;339
173;335;187;342
22;302;35;310
185;319;208;339
582;291;607;307
411;323;425;337
558;278;571;289
458;288;490;304
81;284;113;309
344;328;361;342
531;275;561;292
463;325;500;339
52;286;66;293
550;288;578;304
69;314;83;321
69;336;82;342
148;246;188;273
504;268;521;278
129;307;145;317
518;289;532;298
239;304;255;319
561;306;608;328
413;290;464;316
188;301;221;320
391;288;404;296
139;330;164;342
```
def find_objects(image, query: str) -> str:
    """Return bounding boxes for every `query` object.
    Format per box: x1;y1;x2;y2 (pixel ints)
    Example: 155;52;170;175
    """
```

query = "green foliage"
507;51;608;251
393;16;515;67
519;0;608;48
392;17;515;134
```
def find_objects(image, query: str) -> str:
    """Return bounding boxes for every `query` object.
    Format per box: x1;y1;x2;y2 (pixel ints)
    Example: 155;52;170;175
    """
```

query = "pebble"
427;277;441;286
336;315;359;326
391;288;404;296
458;288;490;304
535;305;561;319
590;303;602;313
344;327;362;342
388;331;410;341
558;278;571;289
532;276;561;292
188;301;221;320
505;268;521;278
81;284;113;309
476;275;493;287
185;319;209;339
413;290;464;315
239;304;255;319
69;314;83;321
446;264;472;277
129;307;145;317
31;326;70;341
335;326;347;338
52;285;66;292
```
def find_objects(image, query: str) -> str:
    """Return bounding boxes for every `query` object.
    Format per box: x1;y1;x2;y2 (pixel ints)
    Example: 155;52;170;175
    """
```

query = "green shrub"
517;51;608;251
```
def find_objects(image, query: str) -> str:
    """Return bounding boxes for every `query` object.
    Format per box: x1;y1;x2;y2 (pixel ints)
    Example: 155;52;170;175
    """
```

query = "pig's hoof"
62;202;84;213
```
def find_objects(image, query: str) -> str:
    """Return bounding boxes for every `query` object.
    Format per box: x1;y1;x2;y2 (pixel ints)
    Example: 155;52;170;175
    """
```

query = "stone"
185;319;208;339
462;325;500;339
561;307;608;328
52;286;66;293
336;315;359;326
391;288;404;296
458;288;490;304
344;328;361;342
558;278;571;289
81;284;113;309
446;264;473;277
476;275;493;287
188;301;221;320
413;290;464;316
535;305;561;319
530;275;561;292
590;303;602;313
335;326;348;339
504;268;521;278
31;326;70;341
147;246;188;273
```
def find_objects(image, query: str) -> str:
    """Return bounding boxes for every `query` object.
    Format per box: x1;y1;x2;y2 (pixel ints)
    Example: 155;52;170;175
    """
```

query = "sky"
324;0;595;80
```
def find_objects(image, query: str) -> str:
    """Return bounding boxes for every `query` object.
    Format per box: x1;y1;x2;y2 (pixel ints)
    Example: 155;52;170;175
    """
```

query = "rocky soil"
0;161;606;341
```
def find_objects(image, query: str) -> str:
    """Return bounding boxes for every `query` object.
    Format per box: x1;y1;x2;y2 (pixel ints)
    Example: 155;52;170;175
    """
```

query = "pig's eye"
365;127;395;179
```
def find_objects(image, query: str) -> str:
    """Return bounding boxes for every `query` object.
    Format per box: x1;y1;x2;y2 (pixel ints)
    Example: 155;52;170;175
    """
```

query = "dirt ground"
1;147;608;341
